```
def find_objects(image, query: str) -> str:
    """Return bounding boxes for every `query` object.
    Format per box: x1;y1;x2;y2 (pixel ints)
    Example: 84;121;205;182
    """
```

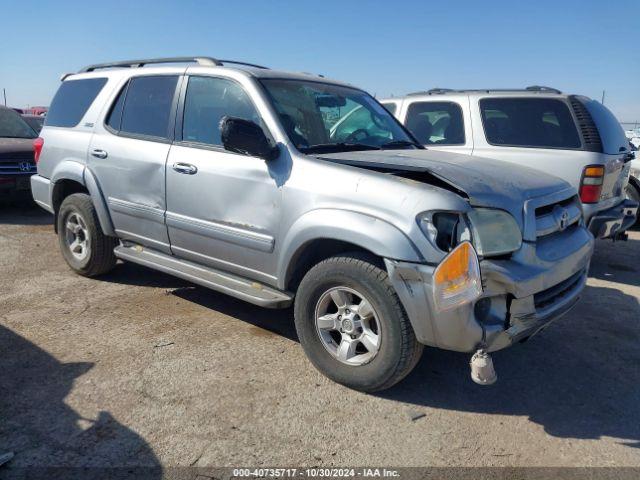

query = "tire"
57;193;117;277
626;181;640;224
294;253;423;392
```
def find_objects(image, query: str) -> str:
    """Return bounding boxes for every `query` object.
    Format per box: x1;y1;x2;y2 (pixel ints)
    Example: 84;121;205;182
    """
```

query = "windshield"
260;79;417;153
0;109;37;139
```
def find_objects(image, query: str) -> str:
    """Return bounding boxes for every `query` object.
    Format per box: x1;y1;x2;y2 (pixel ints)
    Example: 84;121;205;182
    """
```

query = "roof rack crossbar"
217;60;269;70
79;57;271;73
525;85;562;94
406;86;563;96
79;57;222;72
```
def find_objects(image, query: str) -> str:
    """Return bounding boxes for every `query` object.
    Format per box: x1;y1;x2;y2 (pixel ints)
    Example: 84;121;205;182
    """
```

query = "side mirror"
220;116;279;161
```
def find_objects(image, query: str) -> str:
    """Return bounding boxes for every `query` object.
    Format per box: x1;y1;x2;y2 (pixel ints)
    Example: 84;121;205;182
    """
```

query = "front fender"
277;209;423;290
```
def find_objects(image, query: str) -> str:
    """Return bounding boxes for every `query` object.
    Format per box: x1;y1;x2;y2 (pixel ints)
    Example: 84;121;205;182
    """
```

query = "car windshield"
0;109;37;139
260;79;417;153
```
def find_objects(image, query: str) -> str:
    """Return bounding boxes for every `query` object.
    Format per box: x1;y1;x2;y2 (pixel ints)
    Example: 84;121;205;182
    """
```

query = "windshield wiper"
380;140;423;149
300;143;381;154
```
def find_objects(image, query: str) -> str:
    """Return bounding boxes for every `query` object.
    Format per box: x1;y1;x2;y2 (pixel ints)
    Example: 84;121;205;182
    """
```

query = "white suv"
381;87;637;239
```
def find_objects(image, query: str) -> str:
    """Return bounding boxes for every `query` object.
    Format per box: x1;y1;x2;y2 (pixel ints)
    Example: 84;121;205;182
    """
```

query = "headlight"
417;211;471;252
467;209;522;257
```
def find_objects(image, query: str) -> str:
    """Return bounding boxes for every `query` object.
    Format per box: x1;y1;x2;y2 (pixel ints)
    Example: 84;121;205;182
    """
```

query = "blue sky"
2;0;639;123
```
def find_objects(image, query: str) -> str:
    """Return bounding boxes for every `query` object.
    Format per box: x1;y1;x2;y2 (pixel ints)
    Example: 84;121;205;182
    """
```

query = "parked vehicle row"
380;87;637;238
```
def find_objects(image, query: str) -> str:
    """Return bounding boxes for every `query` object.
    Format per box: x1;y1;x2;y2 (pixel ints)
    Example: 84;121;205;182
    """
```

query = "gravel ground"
0;204;639;472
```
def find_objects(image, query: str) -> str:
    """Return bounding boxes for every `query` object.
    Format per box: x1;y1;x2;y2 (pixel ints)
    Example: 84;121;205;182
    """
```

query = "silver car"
31;58;594;391
381;87;638;239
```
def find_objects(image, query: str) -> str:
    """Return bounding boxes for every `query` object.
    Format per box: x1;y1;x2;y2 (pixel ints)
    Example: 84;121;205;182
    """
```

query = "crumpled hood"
319;149;573;223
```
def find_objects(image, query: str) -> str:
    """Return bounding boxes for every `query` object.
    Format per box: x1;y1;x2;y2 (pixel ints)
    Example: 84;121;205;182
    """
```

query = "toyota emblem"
553;206;570;231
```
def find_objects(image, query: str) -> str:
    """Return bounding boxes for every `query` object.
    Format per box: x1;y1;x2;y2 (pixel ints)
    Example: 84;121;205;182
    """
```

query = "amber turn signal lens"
433;241;482;312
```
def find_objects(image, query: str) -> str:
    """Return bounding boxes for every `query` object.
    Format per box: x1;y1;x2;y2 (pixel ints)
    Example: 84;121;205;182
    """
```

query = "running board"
114;244;293;308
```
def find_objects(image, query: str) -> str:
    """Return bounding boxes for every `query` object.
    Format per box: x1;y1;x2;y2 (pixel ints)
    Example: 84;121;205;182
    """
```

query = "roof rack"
407;88;454;96
407;86;562;96
78;56;269;73
525;85;562;94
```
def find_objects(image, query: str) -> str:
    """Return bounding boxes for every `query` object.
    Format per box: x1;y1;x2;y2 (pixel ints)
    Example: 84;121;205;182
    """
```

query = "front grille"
534;270;584;310
0;159;37;175
534;194;582;238
569;95;603;152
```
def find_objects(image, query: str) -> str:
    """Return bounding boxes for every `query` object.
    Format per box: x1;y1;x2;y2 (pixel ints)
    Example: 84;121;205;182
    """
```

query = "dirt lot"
1;204;639;472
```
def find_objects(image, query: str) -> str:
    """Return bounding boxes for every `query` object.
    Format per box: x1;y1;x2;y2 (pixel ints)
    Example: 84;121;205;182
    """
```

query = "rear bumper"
30;174;54;213
385;225;594;353
587;198;638;238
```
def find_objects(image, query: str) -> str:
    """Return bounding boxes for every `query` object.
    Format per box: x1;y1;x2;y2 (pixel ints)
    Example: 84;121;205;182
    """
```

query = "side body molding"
277;209;423;290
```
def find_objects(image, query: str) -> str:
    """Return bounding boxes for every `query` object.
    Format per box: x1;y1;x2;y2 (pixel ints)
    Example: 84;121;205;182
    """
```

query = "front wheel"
57;193;118;277
294;253;423;392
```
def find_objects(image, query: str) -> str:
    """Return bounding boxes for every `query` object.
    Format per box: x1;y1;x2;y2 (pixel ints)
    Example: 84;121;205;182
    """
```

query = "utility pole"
2;89;6;106
601;90;605;105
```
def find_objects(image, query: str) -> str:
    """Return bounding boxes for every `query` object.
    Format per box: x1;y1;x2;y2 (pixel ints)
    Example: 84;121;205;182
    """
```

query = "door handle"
172;162;198;175
91;149;108;159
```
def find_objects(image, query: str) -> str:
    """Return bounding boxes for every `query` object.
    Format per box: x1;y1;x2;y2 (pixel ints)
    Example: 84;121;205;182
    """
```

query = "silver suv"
381;87;638;239
31;58;594;391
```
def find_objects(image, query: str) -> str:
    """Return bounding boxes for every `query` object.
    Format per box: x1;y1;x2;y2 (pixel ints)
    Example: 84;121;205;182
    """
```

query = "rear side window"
480;98;581;149
405;101;465;145
107;75;179;139
46;78;107;128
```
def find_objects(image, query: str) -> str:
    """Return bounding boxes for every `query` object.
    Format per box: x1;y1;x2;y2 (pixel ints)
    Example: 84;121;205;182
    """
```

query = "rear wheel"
294;253;423;392
57;193;117;277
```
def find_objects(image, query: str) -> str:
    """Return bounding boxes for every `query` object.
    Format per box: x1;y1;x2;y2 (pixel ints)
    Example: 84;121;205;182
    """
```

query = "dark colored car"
22;114;45;134
0;106;38;200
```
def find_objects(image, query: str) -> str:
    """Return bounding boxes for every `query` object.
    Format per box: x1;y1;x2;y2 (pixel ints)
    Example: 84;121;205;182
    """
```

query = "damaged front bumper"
385;224;594;353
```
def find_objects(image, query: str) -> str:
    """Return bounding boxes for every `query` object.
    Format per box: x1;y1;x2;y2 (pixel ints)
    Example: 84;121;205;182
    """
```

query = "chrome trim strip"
108;197;165;222
166;211;275;253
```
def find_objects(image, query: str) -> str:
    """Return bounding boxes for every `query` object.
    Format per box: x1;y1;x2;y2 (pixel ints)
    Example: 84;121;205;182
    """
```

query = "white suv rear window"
480;98;581;149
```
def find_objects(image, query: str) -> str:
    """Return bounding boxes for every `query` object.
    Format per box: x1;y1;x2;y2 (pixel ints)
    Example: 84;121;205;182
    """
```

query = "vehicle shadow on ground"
172;287;299;342
0;324;162;479
0;202;53;226
101;262;300;341
588;236;640;287
381;284;640;448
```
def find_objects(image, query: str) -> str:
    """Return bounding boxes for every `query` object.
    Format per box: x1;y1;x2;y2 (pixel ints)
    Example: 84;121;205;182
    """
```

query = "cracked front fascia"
384;258;484;352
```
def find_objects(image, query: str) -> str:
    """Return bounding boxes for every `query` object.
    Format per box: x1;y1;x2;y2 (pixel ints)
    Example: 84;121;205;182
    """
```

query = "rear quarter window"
480;98;581;149
45;78;108;128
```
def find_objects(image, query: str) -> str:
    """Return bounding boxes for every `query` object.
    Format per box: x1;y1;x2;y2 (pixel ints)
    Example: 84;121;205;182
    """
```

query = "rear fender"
50;162;115;236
